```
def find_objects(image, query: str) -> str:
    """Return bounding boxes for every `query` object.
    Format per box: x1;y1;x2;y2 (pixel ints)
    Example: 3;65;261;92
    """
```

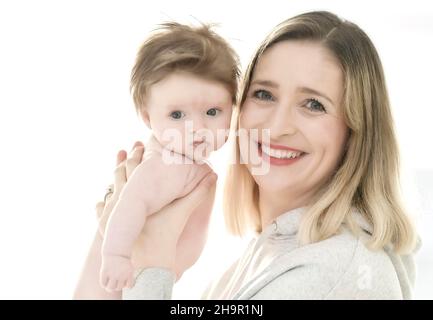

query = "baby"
99;22;239;292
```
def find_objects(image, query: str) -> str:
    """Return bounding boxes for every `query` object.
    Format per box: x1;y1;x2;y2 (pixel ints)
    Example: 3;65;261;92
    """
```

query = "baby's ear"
140;109;151;129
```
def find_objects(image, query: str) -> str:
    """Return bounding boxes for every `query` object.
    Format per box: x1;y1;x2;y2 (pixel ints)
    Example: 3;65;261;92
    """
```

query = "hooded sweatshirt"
123;207;420;300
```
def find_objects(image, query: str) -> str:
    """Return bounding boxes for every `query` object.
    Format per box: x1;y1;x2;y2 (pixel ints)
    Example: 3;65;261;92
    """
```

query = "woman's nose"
268;103;298;137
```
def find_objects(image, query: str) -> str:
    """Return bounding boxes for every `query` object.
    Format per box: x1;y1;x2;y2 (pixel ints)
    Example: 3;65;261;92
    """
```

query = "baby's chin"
184;145;214;163
177;144;219;163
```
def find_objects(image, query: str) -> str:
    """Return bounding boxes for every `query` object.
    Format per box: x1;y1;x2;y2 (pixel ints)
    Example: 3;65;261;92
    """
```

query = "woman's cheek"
239;102;257;129
324;121;348;158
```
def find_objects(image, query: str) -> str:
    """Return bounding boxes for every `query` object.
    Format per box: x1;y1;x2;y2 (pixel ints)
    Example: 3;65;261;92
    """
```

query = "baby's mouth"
193;141;204;147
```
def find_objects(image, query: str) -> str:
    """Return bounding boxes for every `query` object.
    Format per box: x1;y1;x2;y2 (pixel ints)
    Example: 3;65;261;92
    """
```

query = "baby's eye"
305;98;326;113
253;89;274;101
206;108;221;117
169;111;185;120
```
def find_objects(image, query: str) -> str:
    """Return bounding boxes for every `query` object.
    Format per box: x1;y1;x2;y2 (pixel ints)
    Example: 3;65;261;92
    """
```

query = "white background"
0;0;432;299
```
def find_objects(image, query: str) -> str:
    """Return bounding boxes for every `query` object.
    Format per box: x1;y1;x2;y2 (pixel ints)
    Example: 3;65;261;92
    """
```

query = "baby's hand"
100;255;135;292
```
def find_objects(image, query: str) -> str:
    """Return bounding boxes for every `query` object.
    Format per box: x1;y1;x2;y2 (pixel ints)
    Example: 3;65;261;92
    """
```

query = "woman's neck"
258;187;315;229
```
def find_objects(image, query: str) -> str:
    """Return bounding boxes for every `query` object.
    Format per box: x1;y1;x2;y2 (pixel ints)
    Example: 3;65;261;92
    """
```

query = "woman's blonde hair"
223;11;417;254
130;22;240;117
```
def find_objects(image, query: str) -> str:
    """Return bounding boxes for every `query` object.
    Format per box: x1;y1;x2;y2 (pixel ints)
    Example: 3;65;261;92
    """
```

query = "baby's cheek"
212;136;226;151
211;123;230;151
158;126;186;153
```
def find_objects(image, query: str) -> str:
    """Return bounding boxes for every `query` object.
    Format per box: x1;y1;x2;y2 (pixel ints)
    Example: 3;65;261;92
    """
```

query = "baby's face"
142;72;233;160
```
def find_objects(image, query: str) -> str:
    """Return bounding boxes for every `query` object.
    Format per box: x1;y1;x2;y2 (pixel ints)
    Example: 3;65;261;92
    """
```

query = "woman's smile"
257;141;308;166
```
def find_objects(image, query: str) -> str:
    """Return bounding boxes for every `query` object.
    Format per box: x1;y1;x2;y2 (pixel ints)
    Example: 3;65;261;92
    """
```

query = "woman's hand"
96;141;217;280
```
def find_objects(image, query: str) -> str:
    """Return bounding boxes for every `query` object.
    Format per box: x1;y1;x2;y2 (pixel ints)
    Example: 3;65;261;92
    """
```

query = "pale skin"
74;142;217;298
239;40;349;228
74;40;350;299
99;72;232;292
142;71;233;160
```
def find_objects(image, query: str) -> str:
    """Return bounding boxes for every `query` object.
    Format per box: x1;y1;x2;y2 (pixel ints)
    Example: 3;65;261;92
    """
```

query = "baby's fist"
100;255;135;292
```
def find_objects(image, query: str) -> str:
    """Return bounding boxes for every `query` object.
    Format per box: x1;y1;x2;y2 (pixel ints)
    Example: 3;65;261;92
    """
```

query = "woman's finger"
126;145;145;179
95;201;105;219
113;162;127;194
130;141;144;151
103;184;114;202
113;148;129;194
117;150;127;166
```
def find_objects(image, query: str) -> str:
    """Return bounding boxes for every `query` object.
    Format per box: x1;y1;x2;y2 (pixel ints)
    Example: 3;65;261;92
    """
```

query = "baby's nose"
192;117;206;131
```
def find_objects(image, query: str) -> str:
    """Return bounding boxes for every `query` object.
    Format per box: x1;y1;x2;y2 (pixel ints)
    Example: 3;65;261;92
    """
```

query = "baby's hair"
130;21;240;116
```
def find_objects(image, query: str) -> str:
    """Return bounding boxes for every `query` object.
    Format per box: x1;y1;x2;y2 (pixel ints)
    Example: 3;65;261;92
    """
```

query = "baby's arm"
100;149;211;291
100;151;190;291
102;151;190;256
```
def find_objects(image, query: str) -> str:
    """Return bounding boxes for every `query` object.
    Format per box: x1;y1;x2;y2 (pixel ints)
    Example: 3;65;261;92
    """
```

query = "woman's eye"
253;89;274;101
206;108;220;117
169;111;185;120
305;98;326;113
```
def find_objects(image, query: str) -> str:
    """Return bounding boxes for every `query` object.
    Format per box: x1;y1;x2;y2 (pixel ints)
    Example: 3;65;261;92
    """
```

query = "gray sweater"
123;207;420;299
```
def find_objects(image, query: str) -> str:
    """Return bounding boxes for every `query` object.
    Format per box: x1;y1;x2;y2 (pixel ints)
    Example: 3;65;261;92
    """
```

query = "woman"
74;11;419;300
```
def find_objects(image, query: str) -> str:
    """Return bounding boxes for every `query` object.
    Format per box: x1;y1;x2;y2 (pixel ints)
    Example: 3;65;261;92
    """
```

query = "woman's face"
239;40;349;199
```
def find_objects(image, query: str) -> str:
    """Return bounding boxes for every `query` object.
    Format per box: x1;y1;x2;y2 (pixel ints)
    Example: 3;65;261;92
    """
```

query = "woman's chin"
253;174;300;193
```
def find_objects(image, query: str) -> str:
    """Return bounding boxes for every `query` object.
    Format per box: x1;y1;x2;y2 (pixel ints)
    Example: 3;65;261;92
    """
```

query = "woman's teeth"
261;144;303;159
